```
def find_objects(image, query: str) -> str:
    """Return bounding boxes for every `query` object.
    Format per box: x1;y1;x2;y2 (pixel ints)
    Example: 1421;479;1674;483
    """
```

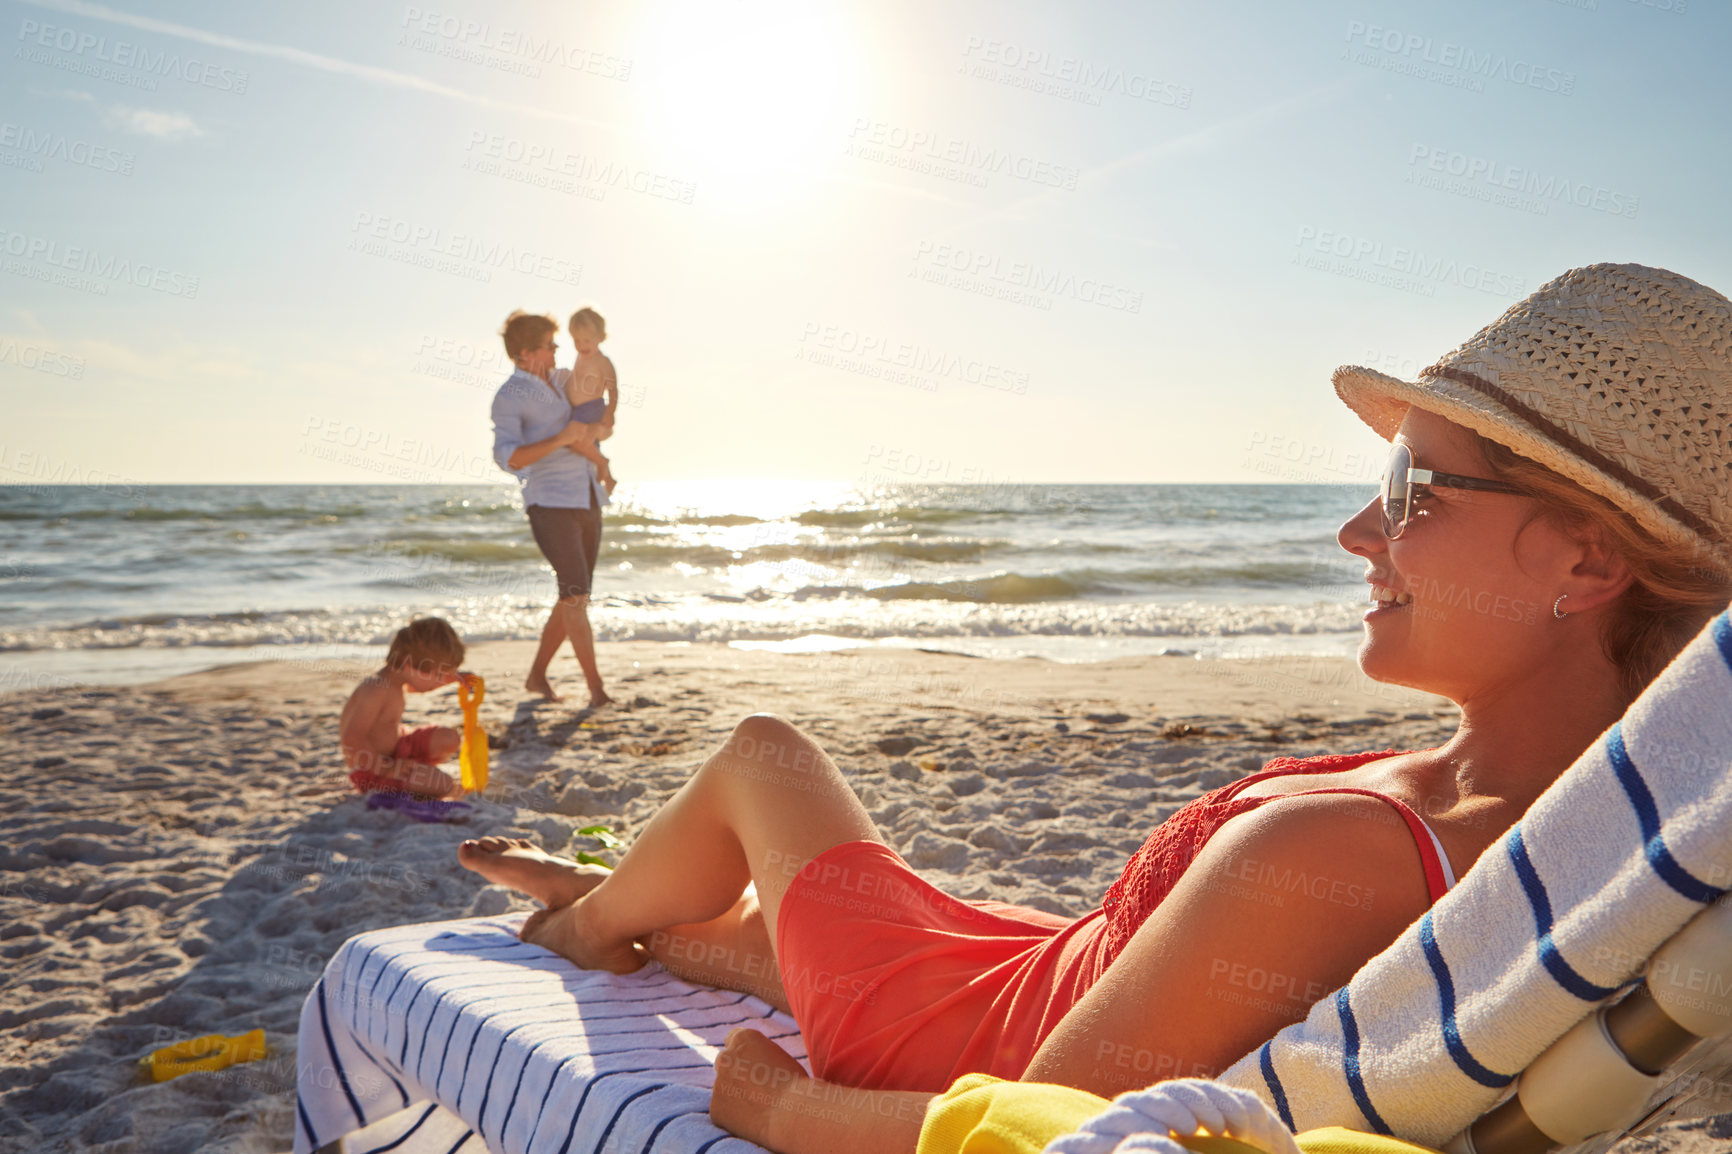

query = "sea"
0;482;1380;689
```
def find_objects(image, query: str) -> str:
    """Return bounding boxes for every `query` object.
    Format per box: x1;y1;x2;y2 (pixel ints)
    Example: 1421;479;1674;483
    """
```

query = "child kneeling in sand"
339;617;469;798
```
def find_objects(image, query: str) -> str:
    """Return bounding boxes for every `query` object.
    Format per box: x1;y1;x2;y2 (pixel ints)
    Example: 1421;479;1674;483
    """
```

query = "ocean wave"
3;576;166;594
644;537;1006;565
1106;560;1347;589
0;607;341;652
794;539;1000;564
417;500;526;519
793;506;1006;528
856;573;1084;603
600;512;767;528
359;538;544;564
789;560;1348;604
0;595;1365;653
343;534;1015;571
17;503;377;523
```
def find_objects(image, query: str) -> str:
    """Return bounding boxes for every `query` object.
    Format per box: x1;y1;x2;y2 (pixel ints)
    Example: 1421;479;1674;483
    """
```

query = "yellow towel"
917;1077;1441;1154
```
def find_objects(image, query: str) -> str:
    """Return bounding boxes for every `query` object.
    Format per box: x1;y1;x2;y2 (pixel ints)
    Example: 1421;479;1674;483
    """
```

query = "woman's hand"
508;423;587;469
711;1028;810;1149
710;1029;933;1154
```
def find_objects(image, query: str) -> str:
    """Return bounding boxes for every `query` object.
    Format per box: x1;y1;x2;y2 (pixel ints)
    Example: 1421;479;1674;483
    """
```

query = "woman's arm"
713;1040;1108;1154
712;1029;932;1154
1023;792;1431;1095
508;422;585;470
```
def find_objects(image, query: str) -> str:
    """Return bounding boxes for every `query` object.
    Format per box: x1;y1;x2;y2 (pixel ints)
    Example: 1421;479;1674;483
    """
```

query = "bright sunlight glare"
630;0;862;207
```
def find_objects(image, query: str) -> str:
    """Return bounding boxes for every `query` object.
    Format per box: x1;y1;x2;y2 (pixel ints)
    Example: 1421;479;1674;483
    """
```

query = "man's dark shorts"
526;503;602;599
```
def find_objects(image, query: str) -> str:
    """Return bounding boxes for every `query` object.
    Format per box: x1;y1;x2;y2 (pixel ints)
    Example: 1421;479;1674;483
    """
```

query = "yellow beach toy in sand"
141;1029;266;1082
457;673;488;792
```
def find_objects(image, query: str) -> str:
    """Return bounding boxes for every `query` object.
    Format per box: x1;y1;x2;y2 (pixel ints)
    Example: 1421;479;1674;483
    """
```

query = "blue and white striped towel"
293;916;805;1154
1216;611;1732;1143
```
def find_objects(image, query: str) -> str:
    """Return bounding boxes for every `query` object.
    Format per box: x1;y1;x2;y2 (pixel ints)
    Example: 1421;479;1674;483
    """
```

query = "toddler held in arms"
338;617;470;799
558;306;619;494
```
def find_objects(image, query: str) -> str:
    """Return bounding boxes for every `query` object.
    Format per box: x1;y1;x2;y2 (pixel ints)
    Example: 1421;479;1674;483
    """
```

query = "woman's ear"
1564;528;1635;613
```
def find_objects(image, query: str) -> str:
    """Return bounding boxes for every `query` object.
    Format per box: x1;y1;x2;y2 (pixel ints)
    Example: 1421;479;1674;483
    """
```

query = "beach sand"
2;643;1725;1152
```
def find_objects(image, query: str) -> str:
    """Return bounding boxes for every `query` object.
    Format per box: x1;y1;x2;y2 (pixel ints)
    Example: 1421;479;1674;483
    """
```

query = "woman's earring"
1553;594;1570;620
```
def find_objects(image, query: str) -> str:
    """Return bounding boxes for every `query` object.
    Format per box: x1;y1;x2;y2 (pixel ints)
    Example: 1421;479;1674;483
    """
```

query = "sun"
630;0;863;208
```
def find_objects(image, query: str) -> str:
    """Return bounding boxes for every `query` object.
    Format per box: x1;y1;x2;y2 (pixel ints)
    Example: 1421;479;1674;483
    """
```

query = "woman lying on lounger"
458;264;1732;1154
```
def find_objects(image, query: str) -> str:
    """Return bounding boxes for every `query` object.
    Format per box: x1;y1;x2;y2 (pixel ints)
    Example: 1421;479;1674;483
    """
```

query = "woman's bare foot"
525;672;562;702
457;837;609;908
519;900;646;973
711;1028;811;1150
586;691;614;711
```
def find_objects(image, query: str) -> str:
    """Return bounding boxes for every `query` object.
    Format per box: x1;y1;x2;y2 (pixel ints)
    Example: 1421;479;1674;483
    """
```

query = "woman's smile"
1364;580;1414;619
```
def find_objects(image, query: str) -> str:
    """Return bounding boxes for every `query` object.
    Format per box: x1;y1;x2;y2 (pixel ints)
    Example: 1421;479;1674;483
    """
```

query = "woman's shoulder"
1255;748;1414;778
1201;787;1438;909
1231;749;1423;804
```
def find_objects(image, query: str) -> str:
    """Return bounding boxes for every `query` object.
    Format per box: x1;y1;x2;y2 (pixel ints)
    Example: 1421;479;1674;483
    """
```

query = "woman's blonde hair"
1476;434;1732;702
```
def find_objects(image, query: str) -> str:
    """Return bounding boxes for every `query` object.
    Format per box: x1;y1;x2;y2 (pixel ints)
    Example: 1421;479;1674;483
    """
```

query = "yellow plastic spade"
141;1029;266;1082
457;673;488;792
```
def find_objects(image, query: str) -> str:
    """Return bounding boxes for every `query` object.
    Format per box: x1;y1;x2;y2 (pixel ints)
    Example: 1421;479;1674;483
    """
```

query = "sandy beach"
2;642;1725;1153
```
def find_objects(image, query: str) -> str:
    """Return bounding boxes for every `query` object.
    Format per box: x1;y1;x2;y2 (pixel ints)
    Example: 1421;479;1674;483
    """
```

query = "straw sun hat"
1334;263;1732;573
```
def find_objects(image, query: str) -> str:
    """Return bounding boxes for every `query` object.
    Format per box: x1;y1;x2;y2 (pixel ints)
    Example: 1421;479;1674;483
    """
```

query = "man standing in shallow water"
490;310;612;708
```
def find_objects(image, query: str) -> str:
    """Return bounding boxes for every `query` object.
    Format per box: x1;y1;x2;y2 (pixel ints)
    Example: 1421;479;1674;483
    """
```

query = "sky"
1;0;1727;489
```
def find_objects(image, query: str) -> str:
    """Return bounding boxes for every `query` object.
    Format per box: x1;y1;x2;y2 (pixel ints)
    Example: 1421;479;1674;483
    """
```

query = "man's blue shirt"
490;368;606;509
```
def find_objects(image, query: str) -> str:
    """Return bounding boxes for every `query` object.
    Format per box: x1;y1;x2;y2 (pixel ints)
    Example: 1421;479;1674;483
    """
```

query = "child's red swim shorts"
348;725;444;792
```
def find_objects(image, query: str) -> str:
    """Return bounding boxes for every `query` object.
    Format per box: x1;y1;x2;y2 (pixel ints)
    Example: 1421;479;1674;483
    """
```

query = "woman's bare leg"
462;838;787;1007
521;714;881;974
458;837;611;907
643;892;788;1011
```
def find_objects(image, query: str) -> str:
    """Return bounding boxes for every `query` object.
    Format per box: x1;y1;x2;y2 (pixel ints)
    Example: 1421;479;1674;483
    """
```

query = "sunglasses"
1379;441;1528;539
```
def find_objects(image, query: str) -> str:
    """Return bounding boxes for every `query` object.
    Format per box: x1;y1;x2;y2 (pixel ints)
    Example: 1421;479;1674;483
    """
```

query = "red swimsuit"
774;750;1453;1091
